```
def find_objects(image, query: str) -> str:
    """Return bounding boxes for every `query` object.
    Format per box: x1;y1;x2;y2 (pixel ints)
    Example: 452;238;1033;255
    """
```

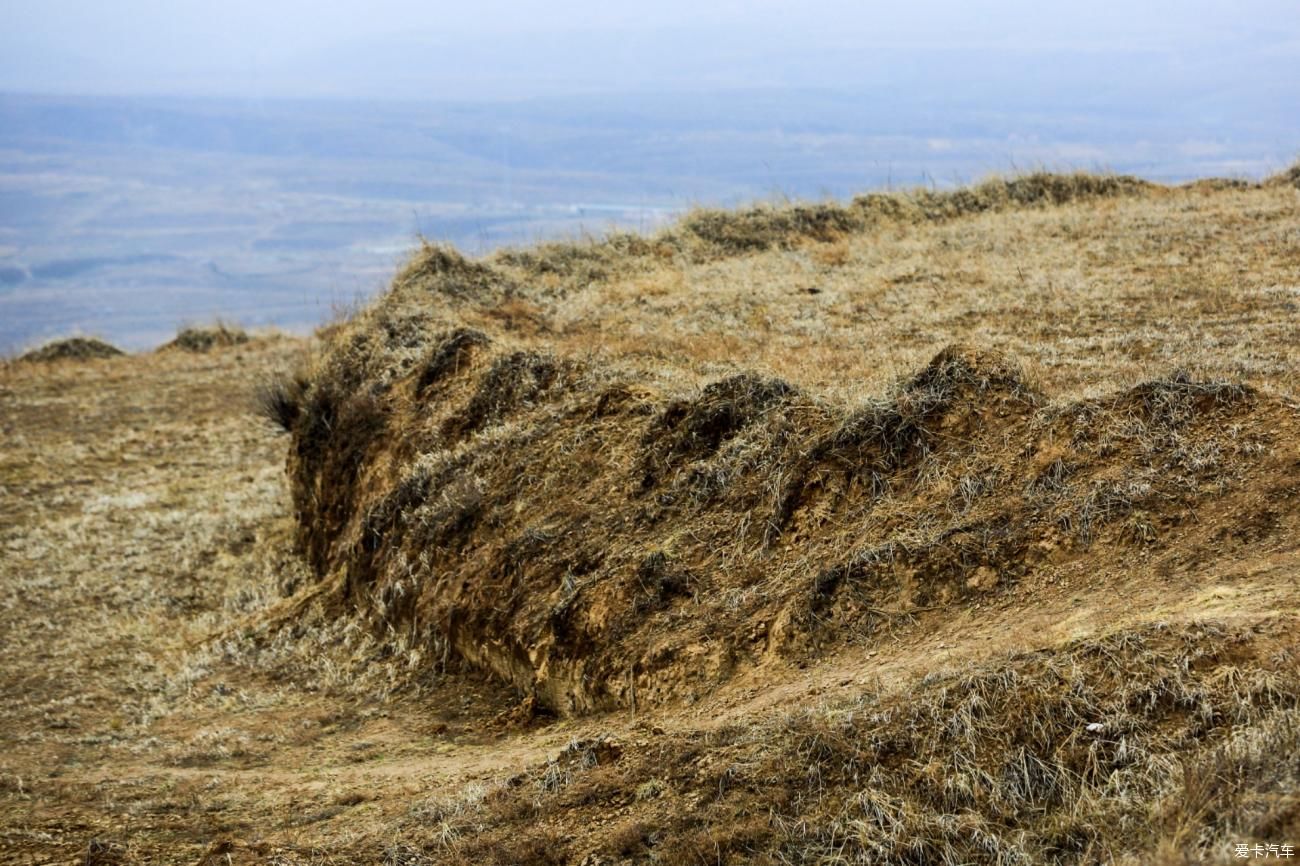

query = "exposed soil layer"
288;326;1300;716
281;172;1300;717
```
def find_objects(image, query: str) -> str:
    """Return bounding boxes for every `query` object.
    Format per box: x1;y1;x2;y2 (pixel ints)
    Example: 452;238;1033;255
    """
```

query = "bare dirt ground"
2;175;1299;865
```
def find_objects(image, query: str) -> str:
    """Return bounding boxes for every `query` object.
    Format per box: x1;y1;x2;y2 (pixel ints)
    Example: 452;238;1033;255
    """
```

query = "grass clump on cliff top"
163;322;250;353
17;336;124;363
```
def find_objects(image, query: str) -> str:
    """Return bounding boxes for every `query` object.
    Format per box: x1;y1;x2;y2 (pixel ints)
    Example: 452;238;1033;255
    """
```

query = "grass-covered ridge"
270;169;1300;713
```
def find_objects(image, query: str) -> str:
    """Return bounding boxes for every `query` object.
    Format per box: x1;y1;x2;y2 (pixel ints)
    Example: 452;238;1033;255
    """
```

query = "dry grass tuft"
396;241;512;301
1266;159;1300;189
162;322;251;353
253;368;309;432
17;336;124;362
418;328;492;392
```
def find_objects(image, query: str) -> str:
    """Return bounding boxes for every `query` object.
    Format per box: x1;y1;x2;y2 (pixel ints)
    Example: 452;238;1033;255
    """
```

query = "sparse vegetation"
283;316;1289;716
254;367;309;432
16;335;124;362
163;322;250;353
1268;159;1300;189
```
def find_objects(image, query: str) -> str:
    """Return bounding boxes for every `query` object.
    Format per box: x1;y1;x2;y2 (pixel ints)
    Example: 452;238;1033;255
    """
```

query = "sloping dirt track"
1;172;1299;865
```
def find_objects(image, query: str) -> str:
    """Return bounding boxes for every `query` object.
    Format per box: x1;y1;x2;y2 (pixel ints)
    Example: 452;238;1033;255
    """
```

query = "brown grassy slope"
278;172;1300;717
391;171;1299;401
0;339;307;862
408;621;1300;866
1;338;538;865
1;172;1298;866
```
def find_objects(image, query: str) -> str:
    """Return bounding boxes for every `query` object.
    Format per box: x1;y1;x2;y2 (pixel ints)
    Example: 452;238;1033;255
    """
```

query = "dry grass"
162;322;251;353
15;336;125;363
280;171;1300;716
404;621;1299;866
300;171;1300;414
2;170;1298;864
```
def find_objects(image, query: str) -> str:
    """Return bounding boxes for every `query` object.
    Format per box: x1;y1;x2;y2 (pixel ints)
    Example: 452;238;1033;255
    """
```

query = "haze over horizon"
5;0;1300;102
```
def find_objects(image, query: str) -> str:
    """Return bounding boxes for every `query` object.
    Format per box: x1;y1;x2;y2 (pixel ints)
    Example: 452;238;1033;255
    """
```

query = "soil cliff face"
279;173;1300;716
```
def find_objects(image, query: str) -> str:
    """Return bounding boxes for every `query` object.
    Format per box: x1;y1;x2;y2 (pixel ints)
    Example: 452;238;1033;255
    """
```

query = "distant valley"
1;89;1295;351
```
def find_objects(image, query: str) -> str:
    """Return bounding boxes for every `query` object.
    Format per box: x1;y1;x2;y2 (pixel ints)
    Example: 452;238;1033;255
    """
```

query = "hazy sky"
3;0;1299;100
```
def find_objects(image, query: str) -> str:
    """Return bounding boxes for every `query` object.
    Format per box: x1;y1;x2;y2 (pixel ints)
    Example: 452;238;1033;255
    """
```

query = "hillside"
1;171;1298;865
